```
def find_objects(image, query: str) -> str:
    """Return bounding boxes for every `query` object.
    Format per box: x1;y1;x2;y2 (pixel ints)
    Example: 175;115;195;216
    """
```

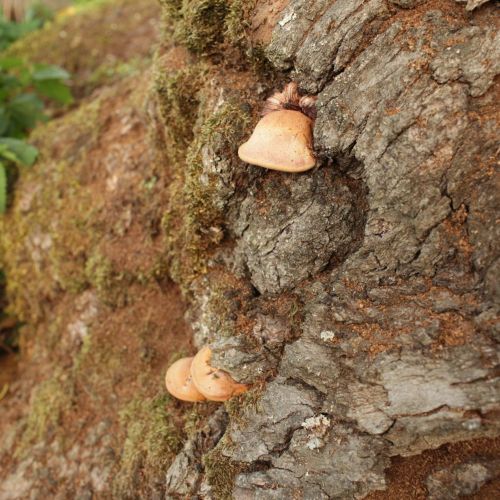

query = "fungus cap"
190;346;248;402
238;109;315;173
165;357;207;402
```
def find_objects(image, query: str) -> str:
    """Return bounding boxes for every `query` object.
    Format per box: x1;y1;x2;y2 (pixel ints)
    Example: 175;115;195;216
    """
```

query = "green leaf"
32;65;70;81
0;162;6;213
34;79;73;105
7;93;45;132
0;106;9;135
0;57;25;70
0;144;19;163
0;138;38;166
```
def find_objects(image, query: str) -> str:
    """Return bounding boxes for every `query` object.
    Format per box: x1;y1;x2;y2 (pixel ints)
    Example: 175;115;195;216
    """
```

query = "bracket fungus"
238;82;317;173
190;346;248;402
165;357;207;402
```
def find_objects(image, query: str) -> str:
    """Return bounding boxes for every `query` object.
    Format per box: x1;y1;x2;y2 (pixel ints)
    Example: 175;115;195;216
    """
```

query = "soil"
0;68;198;495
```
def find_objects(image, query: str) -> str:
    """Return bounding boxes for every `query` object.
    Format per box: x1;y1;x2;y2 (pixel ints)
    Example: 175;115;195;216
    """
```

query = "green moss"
160;0;267;63
182;405;206;437
225;1;276;74
113;393;183;496
86;57;148;94
224;0;255;49
224;384;263;424
74;331;93;372
161;99;250;293
84;252;113;294
84;251;133;307
202;387;263;498
154;63;207;155
159;0;183;20
0;98;102;323
203;438;244;500
179;0;229;53
186;101;250;213
16;370;73;456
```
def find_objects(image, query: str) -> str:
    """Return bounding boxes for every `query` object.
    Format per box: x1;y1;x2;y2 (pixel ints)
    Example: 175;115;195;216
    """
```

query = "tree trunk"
161;0;500;497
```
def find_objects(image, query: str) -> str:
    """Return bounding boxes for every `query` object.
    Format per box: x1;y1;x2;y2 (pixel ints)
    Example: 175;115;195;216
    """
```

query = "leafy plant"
0;57;72;212
0;16;40;49
0;1;53;50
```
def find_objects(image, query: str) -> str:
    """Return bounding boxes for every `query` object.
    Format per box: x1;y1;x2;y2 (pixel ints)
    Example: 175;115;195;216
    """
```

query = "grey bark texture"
426;459;500;499
165;408;228;498
166;0;499;498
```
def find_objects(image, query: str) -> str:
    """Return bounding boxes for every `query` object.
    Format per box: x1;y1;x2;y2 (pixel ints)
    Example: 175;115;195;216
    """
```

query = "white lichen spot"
302;414;331;431
68;320;89;343
306;437;323;450
67;291;99;344
302;415;331;450
278;11;296;27
463;419;481;431
320;330;336;342
28;226;53;265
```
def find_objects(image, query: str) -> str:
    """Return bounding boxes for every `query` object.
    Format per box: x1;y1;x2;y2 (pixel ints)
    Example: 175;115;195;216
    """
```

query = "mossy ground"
0;2;199;492
113;393;183;496
0;68;199;495
16;369;73;457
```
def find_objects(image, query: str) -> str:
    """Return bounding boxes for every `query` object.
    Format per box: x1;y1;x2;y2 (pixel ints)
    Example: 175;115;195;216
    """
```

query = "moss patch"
178;0;229;54
224;0;257;49
113;393;183;496
161;97;251;293
203;438;245;500
85;251;133;307
161;0;266;65
224;383;264;424
16;370;73;456
0;99;102;323
154;63;207;155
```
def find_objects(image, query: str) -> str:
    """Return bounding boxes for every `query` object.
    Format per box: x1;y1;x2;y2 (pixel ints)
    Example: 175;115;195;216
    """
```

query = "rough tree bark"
163;0;500;498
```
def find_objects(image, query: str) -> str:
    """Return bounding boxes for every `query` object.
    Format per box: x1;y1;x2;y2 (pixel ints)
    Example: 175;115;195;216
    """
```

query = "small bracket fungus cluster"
165;346;248;403
238;82;317;173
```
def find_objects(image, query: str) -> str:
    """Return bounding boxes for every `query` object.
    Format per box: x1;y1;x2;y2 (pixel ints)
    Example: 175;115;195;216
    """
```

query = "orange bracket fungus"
238;82;317;173
190;346;248;402
165;357;207;402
